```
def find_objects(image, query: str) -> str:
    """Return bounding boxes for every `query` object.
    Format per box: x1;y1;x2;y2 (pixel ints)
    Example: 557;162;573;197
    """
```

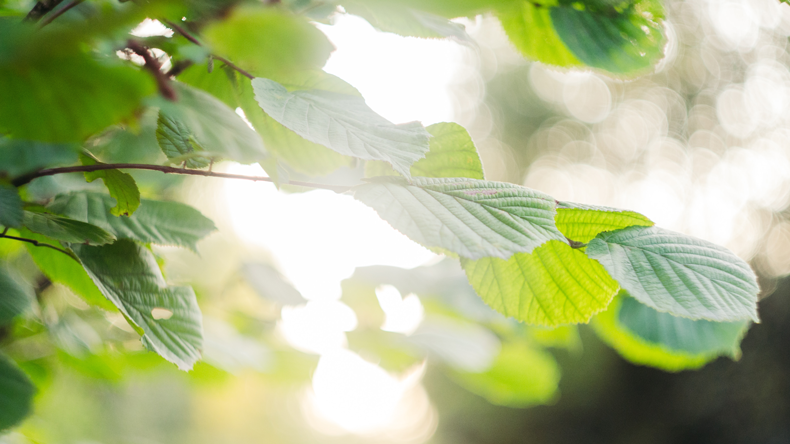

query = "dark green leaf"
497;2;581;68
80;154;140;217
155;113;210;169
0;267;32;326
0;184;22;228
47;192;217;251
72;240;203;371
0;139;79;178
252;77;431;178
22;211;115;246
463;240;619;326
586;226;760;322
0;353;35;431
352;177;564;259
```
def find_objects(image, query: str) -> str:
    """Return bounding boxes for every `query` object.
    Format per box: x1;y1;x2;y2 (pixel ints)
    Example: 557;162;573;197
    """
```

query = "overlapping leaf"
497;2;581;68
22;211;116;246
80;154;140;217
586;226;760;322
155;114;211;168
0;353;35;431
0;139;79;178
0;184;22;228
0;267;32;326
252;77;431;178
72;240;203;371
555;201;653;243
47;192;216;251
241;263;305;306
353;177;564;259
343;2;473;44
463;240;619;326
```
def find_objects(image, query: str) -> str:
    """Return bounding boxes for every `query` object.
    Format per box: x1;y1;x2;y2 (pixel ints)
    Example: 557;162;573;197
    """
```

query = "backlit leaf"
0;139;79;178
463;240;619;326
555;201;653;244
155;113;210;169
352;177;564;259
72;240;203;371
343;2;473;43
497;2;581;68
80;154;140;217
586;226;759;322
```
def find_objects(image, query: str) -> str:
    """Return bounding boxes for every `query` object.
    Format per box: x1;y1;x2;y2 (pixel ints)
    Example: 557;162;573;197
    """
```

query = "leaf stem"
38;0;83;28
25;0;64;22
163;19;255;80
0;233;77;260
11;163;352;193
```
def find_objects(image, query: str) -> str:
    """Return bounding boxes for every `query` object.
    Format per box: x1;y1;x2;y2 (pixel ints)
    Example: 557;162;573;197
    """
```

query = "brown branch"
38;0;83;28
166;59;193;78
163;19;255;80
25;0;64;22
11;163;353;193
127;39;177;100
0;234;78;261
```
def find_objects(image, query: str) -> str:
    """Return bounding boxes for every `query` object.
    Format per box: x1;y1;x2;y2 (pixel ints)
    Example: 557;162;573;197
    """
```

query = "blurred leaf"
586;226;760;322
0;267;32;326
408;315;500;372
252;77;431;178
202;318;271;374
241;263;305;306
48;192;216;251
550;0;664;75
156;82;267;165
203;7;334;79
618;296;749;357
155;113;211;169
0;353;35;431
0;184;22;228
529;325;581;351
346;0;514;18
452;342;560;407
88;108;162;164
497;2;581;68
0;21;155;143
555;201;653;243
22;211;116;246
592;295;717;371
21;229;115;311
0;139;79;178
463;240;619;326
352;177;564;259
343;2;473;43
72;240;203;371
177;63;240;109
238;73;354;176
80;154;141;217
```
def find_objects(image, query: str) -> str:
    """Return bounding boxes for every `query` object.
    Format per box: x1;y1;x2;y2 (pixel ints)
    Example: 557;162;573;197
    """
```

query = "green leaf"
0;267;32;326
352;177;564;259
0;184;22;228
177;63;240;109
618;296;748;356
156;82;267;165
252;77;431;178
592;295;727;371
550;0;665;75
241;263;305;306
497;2;581;68
0;139;79;178
555;201;654;244
463;240;619;326
80;154;140;217
21;228;115;311
202;7;334;80
451;343;560;407
343;2;473;43
155;113;210;169
0;353;35;431
72;240;203;371
237;74;353;176
47;192;217;251
346;0;514;18
586;226;760;322
0;40;155;142
22;211;115;246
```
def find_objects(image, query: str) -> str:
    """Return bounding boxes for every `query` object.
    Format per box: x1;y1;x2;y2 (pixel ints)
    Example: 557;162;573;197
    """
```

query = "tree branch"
0;234;77;261
163;19;255;80
38;0;83;28
25;0;64;22
11;163;352;193
127;39;177;100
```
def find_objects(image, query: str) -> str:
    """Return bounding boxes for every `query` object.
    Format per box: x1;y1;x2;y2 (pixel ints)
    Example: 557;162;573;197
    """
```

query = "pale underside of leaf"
252;77;430;178
463;239;620;326
586;226;759;322
72;241;203;371
353;177;564;260
47;192;216;251
555;201;654;243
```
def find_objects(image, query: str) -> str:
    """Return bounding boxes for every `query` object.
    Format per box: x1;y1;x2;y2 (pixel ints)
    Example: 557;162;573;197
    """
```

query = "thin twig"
163;19;255;80
11;163;353;193
0;234;77;260
127;39;177;100
38;0;83;28
25;0;64;22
